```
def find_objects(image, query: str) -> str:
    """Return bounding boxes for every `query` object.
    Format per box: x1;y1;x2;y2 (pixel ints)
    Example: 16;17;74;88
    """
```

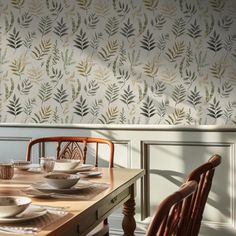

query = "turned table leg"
122;187;136;236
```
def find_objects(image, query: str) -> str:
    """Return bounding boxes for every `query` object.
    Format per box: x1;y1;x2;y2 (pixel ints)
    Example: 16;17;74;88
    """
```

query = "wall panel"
0;125;236;235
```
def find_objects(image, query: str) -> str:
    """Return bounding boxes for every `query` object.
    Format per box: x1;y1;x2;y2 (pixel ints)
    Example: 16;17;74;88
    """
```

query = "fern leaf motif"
187;86;202;108
172;18;186;38
17;12;33;28
7;94;23;117
140;30;156;51
144;0;159;11
17;79;33;95
98;40;119;61
172;84;186;106
74;29;89;51
165;108;185;125
84;80;99;96
151;14;166;30
7;27;22;49
53;18;69;38
207;97;223;119
32;39;52;60
140;96;156;118
105;83;119;104
207;30;222;52
84;13;99;29
38;16;52;37
99;106;119;124
187;19;201;39
120;18;135;40
32;106;52;123
151;81;166;97
105;17;119;37
166;41;185;62
120;85;135;106
38;82;53;103
54;84;69;106
73;96;89;117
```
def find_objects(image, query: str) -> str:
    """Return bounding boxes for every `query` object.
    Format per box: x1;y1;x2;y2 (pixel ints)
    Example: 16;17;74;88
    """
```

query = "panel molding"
141;140;235;231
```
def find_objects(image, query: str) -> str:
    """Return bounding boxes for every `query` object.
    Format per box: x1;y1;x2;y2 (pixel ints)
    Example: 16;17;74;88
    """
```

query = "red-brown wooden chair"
179;154;221;236
26;136;114;168
145;180;198;236
146;154;221;236
26;136;114;236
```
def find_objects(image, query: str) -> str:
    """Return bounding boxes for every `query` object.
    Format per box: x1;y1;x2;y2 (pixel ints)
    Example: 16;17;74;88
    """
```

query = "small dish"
76;164;95;172
0;196;31;218
80;171;102;177
12;160;32;171
53;164;94;174
53;159;81;171
44;173;80;189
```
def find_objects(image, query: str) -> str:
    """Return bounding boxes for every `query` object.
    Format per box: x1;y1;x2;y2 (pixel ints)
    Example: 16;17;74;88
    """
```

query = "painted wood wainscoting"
0;124;236;236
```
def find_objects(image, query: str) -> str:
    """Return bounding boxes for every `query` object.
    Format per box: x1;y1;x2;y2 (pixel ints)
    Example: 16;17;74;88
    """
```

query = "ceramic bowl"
53;159;81;171
44;173;80;189
12;160;32;170
0;196;31;218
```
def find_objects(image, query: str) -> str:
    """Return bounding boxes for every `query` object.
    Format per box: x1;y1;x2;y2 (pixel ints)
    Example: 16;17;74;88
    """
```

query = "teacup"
0;163;14;179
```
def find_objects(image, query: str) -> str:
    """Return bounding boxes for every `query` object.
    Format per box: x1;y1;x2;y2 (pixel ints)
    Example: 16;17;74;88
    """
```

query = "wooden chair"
145;180;198;236
180;154;221;236
26;136;114;236
26;136;114;168
146;154;221;236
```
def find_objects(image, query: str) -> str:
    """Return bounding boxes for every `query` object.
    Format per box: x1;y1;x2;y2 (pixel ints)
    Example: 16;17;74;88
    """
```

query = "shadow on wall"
200;225;236;236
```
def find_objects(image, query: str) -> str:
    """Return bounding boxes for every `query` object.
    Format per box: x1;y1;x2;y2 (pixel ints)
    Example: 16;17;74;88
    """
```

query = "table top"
0;167;145;235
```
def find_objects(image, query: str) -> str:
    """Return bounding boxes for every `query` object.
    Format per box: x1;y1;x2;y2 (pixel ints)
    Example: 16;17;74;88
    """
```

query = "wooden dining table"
0;167;145;236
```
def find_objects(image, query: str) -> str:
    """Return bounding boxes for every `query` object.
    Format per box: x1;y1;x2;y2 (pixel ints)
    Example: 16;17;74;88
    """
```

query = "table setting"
0;158;110;235
0;195;68;235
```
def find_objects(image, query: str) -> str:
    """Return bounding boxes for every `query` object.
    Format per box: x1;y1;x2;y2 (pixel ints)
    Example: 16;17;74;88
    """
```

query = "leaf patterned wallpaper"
0;0;236;125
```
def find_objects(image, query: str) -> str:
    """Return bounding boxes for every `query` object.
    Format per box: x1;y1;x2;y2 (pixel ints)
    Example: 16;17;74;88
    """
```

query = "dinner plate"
80;171;102;177
0;205;47;223
32;180;93;193
53;164;95;174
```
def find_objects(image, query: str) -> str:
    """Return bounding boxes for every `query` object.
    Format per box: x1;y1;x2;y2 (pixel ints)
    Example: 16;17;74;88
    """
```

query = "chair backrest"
26;136;114;167
146;154;221;236
145;180;198;236
178;154;221;236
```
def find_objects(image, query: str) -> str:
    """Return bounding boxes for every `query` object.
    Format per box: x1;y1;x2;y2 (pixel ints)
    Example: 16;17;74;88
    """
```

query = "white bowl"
12;160;32;170
53;159;81;171
44;173;80;189
0;196;31;218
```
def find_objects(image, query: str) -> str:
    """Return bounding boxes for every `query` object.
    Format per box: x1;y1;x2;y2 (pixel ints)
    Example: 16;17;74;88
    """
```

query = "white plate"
32;180;93;193
53;164;94;174
0;205;47;223
80;171;102;177
76;164;95;172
